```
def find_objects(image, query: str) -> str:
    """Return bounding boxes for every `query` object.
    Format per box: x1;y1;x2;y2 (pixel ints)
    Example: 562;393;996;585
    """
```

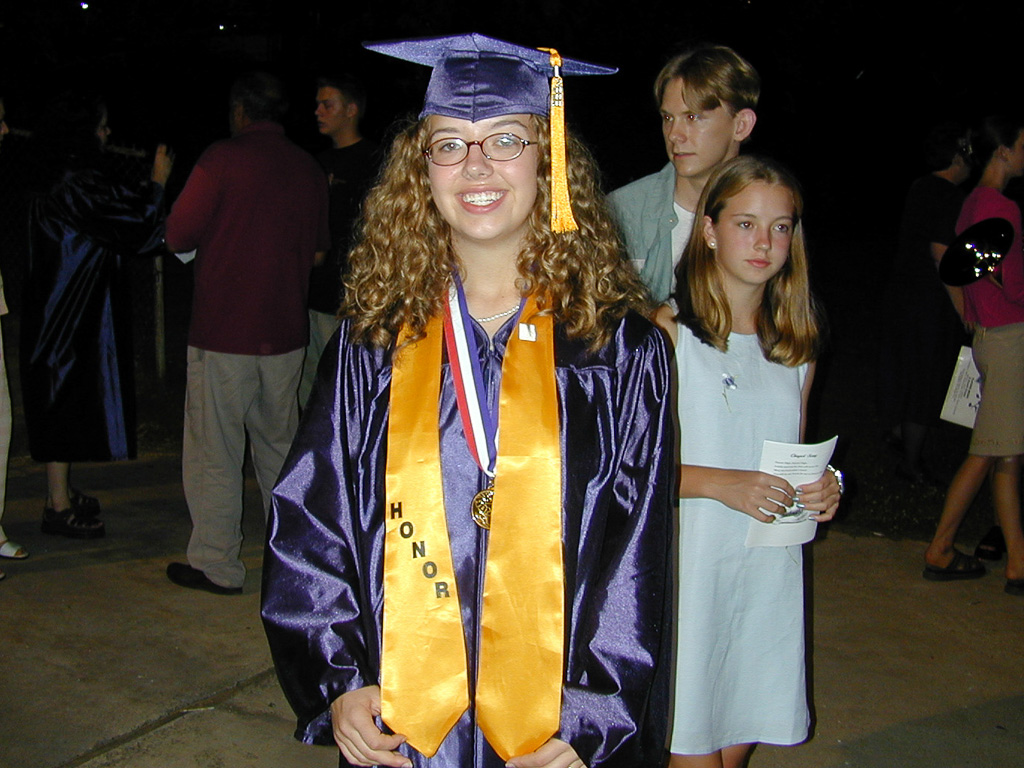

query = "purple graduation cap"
364;32;616;232
364;33;616;122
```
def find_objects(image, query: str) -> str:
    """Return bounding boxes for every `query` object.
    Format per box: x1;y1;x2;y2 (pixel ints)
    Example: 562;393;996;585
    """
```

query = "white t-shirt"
671;203;697;272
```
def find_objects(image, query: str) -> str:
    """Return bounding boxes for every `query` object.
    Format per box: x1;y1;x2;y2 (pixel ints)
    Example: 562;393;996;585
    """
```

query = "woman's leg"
899;420;929;475
926;454;994;567
669;744;753;768
670;752;723;768
991;455;1024;581
721;744;754;768
41;461;103;537
46;461;72;511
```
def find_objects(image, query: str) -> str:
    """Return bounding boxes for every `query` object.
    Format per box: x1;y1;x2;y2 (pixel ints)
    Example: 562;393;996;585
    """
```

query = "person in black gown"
877;122;972;484
21;92;172;538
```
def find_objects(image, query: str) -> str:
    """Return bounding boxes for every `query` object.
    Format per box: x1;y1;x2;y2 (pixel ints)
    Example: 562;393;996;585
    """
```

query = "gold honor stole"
382;297;564;760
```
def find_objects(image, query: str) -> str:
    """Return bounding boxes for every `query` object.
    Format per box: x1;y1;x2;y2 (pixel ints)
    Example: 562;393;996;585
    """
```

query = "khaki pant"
182;346;303;588
298;309;341;408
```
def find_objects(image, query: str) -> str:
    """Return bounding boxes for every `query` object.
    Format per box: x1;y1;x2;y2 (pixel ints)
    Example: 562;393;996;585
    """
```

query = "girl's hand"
796;469;841;522
330;685;411;768
507;737;586;768
692;467;796;522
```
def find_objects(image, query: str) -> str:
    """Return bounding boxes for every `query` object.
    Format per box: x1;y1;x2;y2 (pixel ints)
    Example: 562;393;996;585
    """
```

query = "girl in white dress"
655;156;842;768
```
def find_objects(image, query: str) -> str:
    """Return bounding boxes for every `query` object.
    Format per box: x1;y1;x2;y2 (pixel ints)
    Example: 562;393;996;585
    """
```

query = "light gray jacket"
608;163;679;303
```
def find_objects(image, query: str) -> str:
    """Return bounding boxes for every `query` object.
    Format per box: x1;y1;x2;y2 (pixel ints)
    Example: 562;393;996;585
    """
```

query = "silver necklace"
473;305;520;323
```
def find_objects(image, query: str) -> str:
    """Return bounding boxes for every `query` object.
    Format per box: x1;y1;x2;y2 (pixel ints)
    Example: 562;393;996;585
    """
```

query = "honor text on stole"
390;502;452;598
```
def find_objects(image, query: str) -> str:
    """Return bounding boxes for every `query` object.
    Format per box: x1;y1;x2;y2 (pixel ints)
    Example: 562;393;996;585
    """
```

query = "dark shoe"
923;549;986;581
70;488;102;519
1005;578;1024;596
975;525;1006;561
41;507;105;539
166;562;242;595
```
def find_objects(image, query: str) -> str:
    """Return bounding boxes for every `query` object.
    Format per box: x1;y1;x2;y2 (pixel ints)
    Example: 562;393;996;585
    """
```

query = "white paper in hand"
745;435;837;547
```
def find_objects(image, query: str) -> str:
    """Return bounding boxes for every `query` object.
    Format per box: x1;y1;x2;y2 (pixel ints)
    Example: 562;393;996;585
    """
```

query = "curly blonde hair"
342;115;649;349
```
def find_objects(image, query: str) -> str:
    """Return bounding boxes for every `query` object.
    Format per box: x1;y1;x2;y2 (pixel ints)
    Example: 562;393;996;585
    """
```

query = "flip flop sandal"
0;539;29;559
923;549;986;581
41;507;106;539
974;525;1005;561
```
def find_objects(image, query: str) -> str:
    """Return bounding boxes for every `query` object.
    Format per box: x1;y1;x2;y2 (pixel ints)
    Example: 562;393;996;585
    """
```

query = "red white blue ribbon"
442;276;522;477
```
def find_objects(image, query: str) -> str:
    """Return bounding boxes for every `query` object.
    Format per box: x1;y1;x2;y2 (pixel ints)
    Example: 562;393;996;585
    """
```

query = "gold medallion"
471;487;493;529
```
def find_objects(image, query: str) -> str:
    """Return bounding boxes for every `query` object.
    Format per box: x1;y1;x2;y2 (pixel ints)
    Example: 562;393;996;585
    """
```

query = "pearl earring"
709;240;717;249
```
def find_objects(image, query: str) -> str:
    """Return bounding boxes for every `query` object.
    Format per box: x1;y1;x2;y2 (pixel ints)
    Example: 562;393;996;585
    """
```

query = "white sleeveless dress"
671;325;810;754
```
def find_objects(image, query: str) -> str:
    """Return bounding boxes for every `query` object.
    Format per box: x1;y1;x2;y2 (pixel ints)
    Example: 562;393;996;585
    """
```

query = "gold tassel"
539;48;578;233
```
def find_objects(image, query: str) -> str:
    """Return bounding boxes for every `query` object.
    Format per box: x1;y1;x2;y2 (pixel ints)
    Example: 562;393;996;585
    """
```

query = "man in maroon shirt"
164;72;329;595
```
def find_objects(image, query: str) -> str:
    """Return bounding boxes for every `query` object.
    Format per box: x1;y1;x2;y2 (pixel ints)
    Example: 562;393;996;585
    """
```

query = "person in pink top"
924;115;1024;595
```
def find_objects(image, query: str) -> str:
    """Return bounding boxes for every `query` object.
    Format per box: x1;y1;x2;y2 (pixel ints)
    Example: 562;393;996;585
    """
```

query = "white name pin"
518;323;537;342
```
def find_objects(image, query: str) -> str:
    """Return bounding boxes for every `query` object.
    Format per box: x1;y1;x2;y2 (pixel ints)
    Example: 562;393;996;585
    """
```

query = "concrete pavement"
0;450;1021;768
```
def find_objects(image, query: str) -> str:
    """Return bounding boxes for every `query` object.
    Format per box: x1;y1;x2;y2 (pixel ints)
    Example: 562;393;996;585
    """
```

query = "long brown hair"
342;115;649;349
672;155;820;366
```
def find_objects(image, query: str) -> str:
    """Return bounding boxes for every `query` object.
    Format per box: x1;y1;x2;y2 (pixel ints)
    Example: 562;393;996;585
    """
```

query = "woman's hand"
683;466;796;522
330;685;411;768
796;469;841;522
151;143;174;186
507;737;586;768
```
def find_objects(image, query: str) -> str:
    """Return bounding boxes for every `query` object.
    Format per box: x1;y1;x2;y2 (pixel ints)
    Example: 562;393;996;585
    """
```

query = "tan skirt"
970;322;1024;456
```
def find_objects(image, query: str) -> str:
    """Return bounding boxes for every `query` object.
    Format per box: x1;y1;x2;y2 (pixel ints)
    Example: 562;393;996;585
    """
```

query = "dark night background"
0;0;1019;539
1;0;1018;205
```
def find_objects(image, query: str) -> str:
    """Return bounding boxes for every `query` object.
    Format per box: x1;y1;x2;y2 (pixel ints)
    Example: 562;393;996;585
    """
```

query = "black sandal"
41;507;105;539
923;549;986;581
70;489;102;519
974;525;1005;561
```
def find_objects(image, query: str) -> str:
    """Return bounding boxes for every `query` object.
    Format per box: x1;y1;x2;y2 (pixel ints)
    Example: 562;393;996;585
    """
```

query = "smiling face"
426;113;539;259
703;181;795;295
660;78;755;206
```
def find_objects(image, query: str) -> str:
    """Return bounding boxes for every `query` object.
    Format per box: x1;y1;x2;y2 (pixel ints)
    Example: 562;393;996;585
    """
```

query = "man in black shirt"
301;74;379;406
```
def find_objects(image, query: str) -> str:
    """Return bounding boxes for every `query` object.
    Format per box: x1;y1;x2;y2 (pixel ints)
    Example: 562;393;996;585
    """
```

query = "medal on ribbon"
442;277;521;529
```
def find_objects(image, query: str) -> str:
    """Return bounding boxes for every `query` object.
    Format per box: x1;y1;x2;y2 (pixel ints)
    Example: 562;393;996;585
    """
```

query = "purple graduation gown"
21;165;166;462
261;310;674;767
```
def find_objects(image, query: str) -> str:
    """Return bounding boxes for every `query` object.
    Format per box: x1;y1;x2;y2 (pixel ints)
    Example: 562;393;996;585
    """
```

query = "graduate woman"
261;34;674;768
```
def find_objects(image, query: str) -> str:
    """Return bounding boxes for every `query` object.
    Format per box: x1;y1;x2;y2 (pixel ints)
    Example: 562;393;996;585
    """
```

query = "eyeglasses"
424;132;534;166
